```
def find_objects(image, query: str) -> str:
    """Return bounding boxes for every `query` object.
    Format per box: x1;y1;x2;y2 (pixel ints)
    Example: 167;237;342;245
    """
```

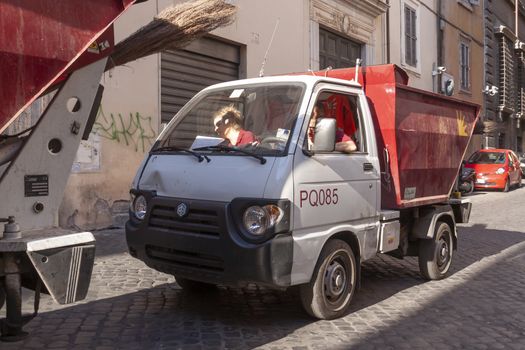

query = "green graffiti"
92;107;156;152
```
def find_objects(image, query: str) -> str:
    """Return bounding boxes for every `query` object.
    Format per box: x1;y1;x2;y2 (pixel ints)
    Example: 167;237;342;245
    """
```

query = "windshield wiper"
151;146;210;163
193;145;267;164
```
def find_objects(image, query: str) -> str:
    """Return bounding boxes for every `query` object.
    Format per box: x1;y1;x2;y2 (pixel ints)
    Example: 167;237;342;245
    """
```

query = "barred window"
497;34;515;112
517;50;525;117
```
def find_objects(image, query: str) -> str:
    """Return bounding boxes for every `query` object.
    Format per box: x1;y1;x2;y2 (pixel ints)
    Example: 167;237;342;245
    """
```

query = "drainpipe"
514;0;520;151
386;0;390;63
437;0;443;93
483;0;489;149
514;0;520;42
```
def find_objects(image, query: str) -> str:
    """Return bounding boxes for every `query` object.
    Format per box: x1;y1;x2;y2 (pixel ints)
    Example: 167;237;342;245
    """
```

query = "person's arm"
335;139;357;153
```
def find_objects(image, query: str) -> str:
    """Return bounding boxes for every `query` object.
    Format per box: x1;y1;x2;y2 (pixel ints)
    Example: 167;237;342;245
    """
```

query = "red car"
465;149;523;192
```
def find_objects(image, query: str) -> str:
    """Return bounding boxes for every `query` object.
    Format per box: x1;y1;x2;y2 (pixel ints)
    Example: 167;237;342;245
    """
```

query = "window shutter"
404;5;418;67
413;11;417;65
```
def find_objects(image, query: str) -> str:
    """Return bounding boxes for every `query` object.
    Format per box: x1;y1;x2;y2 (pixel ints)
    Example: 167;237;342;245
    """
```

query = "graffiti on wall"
92;106;157;152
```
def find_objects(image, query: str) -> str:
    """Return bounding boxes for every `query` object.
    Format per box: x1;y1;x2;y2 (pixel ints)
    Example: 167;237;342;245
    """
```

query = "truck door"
292;85;381;268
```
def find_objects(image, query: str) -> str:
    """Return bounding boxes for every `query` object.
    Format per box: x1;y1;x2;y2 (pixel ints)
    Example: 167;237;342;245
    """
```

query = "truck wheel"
466;180;475;194
175;277;216;291
418;221;453;280
299;239;357;320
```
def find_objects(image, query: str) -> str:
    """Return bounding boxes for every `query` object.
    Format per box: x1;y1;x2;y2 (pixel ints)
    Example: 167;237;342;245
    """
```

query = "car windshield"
157;83;305;156
468;151;506;164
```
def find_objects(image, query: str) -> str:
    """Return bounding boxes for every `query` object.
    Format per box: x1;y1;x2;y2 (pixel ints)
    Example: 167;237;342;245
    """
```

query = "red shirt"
230;129;256;146
323;94;357;137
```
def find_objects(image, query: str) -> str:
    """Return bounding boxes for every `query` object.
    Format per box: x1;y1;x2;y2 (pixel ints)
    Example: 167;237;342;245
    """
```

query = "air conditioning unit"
441;73;455;96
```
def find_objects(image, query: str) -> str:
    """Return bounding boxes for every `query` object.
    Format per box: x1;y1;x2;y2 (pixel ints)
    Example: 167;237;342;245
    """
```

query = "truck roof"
202;74;363;92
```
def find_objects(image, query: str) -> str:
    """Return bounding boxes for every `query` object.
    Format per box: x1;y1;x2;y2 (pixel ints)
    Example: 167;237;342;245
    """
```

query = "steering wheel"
259;136;286;149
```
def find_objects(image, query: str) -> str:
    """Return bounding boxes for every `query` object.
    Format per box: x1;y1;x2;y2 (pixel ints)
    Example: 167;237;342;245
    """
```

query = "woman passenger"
213;105;256;147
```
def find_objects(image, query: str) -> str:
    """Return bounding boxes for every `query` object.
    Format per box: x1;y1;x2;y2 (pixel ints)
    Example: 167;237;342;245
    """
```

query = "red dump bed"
0;0;142;133
307;64;480;209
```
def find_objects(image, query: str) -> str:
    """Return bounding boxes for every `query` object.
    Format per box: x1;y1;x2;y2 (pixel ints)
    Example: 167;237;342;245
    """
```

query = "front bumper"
126;195;293;287
474;174;505;189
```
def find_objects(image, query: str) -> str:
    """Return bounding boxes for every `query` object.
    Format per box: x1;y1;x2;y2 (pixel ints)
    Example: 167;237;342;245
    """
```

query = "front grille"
148;204;220;236
146;245;224;271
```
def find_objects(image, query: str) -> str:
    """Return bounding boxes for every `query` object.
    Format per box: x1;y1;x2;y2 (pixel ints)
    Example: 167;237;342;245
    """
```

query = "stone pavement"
2;187;525;349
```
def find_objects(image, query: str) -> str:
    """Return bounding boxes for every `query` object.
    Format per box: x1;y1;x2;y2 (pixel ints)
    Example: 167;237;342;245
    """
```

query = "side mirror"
312;118;336;152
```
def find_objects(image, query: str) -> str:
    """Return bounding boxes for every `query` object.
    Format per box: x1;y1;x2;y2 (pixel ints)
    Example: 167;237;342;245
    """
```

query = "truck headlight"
243;205;284;236
132;195;148;220
496;167;505;175
232;199;290;243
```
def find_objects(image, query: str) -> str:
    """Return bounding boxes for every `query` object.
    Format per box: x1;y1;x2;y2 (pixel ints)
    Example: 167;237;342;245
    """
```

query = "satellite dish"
444;78;454;96
441;73;454;96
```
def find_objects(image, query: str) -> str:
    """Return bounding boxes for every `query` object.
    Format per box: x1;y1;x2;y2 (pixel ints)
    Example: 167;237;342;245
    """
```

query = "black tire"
465;180;475;195
299;239;357;320
175;276;216;291
418;221;454;280
503;177;510;192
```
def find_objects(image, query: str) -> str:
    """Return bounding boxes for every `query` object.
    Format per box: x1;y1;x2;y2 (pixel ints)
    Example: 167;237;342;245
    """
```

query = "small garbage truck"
126;64;479;319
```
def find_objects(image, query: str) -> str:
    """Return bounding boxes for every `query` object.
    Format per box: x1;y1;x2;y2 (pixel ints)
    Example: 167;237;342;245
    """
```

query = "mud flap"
449;198;472;224
27;244;95;304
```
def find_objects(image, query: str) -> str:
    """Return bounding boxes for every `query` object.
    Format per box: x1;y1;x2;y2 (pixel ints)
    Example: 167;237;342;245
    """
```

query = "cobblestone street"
2;187;525;349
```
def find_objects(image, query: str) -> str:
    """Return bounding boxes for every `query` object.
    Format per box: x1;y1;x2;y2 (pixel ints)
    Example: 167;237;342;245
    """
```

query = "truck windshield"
157;83;305;156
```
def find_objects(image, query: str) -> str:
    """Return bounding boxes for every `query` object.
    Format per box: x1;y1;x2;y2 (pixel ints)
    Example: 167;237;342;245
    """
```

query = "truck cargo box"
306;64;480;209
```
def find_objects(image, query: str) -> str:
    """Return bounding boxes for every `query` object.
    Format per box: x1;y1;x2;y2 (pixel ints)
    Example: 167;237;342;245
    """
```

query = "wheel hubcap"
437;238;450;269
324;260;346;300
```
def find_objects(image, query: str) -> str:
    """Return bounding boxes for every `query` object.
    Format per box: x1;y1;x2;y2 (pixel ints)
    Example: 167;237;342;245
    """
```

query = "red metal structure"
306;65;480;209
0;0;142;133
0;0;147;341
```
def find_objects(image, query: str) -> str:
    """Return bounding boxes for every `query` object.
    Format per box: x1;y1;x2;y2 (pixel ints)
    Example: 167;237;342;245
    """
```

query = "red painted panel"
0;0;141;132
296;64;480;209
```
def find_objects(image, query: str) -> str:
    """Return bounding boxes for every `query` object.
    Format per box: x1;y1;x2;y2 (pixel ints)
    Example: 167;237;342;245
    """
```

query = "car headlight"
496;167;505;175
132;195;148;220
243;205;284;236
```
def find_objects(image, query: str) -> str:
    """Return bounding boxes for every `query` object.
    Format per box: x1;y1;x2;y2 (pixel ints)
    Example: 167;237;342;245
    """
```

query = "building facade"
484;0;525;153
59;0;389;229
441;0;484;157
388;0;439;91
387;0;484;157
